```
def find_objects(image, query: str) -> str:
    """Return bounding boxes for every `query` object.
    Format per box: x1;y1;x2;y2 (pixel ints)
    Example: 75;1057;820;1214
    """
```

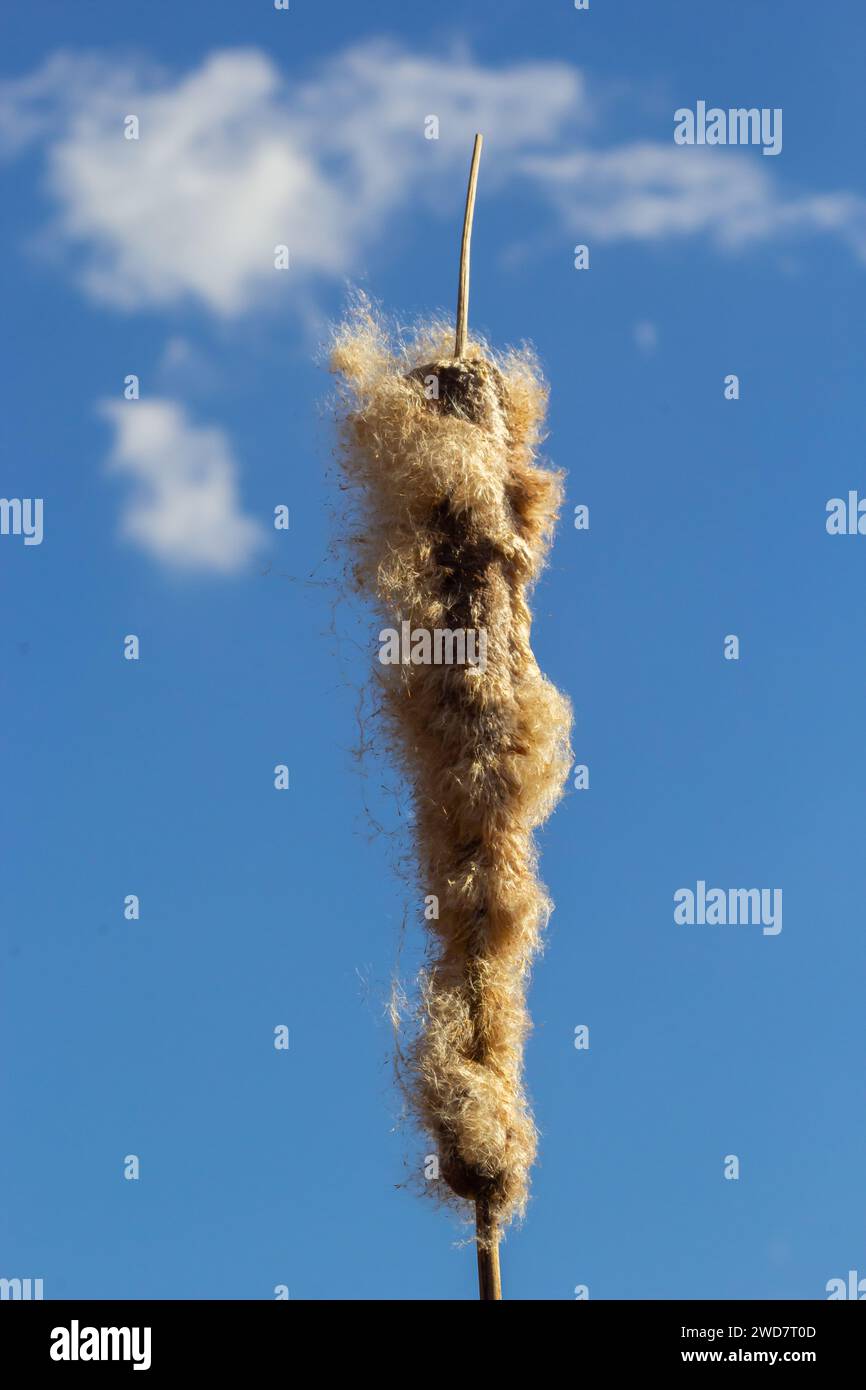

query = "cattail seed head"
331;296;572;1229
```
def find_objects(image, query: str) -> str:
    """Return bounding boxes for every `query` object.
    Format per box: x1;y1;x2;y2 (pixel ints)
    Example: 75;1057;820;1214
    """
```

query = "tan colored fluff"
331;297;572;1231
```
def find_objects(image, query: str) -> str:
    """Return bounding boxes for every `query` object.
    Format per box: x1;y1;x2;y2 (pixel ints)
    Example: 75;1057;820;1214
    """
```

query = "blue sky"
2;0;866;1300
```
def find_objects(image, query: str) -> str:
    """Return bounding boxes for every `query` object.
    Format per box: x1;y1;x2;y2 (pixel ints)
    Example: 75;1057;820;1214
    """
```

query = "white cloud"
156;335;216;394
4;42;863;317
633;320;658;353
100;398;264;573
522;143;866;259
0;44;582;314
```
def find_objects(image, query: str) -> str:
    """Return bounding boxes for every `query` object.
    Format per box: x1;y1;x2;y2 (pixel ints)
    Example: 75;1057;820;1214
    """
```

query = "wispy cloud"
633;320;658;354
100;398;265;573
523;143;866;257
0;43;582;314
2;42;864;317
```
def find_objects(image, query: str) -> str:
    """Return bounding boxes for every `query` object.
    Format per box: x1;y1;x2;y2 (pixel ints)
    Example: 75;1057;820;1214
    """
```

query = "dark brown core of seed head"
408;359;498;424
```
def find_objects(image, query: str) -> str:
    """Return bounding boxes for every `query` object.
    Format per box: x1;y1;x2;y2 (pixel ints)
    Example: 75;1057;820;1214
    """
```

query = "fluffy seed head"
331;295;572;1229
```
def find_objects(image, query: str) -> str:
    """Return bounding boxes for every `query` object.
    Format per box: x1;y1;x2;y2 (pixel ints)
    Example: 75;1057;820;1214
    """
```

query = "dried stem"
454;133;483;361
475;1197;502;1301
